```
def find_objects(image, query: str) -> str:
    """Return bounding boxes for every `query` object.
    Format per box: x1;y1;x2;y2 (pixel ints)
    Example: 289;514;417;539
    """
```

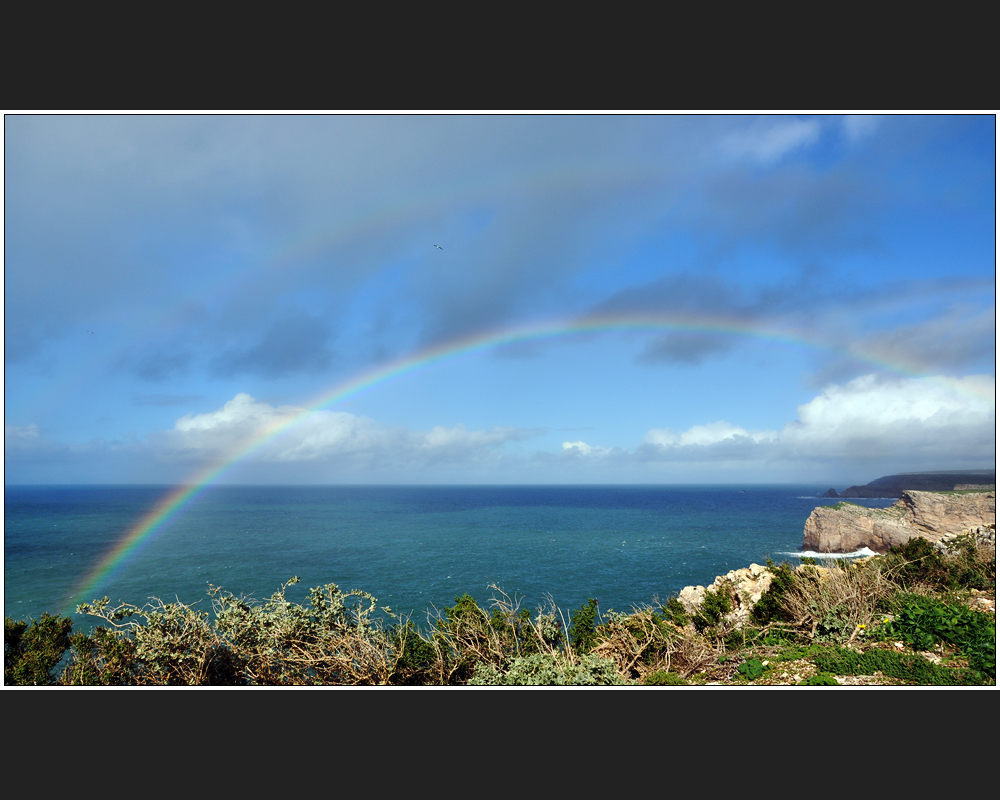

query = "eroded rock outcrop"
678;563;773;626
802;490;996;553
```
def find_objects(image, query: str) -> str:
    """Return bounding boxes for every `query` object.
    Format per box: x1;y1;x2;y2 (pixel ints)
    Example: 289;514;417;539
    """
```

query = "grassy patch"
810;646;989;686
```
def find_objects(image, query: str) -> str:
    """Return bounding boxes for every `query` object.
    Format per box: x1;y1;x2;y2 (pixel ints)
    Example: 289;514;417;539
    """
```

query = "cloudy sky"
4;115;995;485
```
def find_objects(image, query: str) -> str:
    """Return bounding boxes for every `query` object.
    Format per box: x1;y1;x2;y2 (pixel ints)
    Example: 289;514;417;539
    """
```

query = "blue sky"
4;114;995;485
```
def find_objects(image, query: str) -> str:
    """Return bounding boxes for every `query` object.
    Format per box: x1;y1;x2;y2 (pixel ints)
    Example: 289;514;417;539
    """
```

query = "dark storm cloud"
210;310;335;379
408;161;675;347
640;332;736;364
589;272;767;364
585;257;996;372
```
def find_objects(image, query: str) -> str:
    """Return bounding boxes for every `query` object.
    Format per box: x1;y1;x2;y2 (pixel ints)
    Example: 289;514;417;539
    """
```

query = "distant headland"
821;469;996;499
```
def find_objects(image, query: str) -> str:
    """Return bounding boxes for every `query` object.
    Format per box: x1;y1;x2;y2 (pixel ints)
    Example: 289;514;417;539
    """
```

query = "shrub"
693;584;733;633
881;535;995;592
5;613;73;685
427;586;563;684
776;559;898;643
387;621;438;685
591;607;709;680
569;599;599;654
643;669;687;686
662;597;690;627
469;652;627;686
69;578;403;686
750;562;796;626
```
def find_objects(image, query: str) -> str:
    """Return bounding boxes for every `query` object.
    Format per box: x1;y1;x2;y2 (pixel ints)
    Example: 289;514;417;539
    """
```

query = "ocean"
4;484;896;630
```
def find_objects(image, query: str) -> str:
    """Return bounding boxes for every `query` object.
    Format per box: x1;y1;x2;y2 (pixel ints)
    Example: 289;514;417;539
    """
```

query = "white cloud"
842;115;880;142
5;377;992;484
790;374;993;431
637;374;994;470
174;393;298;433
159;394;528;469
561;440;613;456
5;423;42;447
720;119;822;164
643;421;777;447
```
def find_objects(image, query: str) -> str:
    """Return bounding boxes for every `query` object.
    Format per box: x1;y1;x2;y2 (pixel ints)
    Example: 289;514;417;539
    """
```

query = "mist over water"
4;485;896;630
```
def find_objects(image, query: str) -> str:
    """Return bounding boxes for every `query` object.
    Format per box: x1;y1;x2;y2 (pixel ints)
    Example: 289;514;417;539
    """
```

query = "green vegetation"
569;599;600;654
5;532;995;686
643;669;687;686
810;647;986;686
798;672;839;686
736;657;764;681
5;614;73;685
692;584;732;632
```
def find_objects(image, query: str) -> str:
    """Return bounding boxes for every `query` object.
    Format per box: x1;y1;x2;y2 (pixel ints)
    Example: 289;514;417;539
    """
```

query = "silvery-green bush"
469;652;627;686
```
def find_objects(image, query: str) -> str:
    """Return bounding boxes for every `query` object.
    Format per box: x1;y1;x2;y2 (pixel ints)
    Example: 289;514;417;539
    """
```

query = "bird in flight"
433;244;443;250
87;330;95;334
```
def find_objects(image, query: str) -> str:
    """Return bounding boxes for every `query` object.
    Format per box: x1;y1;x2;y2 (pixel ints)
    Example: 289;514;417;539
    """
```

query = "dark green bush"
5;614;73;685
693;584;732;632
750;562;796;626
569;599;599;654
643;669;687;686
388;621;438;685
661;597;690;627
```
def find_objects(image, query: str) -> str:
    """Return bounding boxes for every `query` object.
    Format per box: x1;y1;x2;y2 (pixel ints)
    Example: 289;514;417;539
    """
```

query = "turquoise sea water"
4;485;895;630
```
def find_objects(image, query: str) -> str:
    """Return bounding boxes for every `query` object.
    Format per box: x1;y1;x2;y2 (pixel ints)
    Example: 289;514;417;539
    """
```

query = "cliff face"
802;490;996;553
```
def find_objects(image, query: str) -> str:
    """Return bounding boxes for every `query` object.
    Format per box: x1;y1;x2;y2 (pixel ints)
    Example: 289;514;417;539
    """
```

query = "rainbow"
63;312;995;614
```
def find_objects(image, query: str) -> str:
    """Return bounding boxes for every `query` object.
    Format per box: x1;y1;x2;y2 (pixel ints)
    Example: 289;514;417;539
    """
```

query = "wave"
778;547;879;559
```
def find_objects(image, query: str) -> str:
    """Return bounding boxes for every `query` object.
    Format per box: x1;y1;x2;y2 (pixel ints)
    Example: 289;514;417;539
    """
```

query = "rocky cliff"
802;490;996;553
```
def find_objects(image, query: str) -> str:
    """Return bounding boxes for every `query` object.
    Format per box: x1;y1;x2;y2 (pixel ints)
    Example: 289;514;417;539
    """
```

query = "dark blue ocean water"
4;485;895;630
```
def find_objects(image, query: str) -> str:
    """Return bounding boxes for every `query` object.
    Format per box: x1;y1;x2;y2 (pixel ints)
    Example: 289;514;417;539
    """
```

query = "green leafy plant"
885;594;995;678
569;599;599;654
662;597;690;627
736;657;764;681
5;613;73;685
750;562;796;625
693;584;733;632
